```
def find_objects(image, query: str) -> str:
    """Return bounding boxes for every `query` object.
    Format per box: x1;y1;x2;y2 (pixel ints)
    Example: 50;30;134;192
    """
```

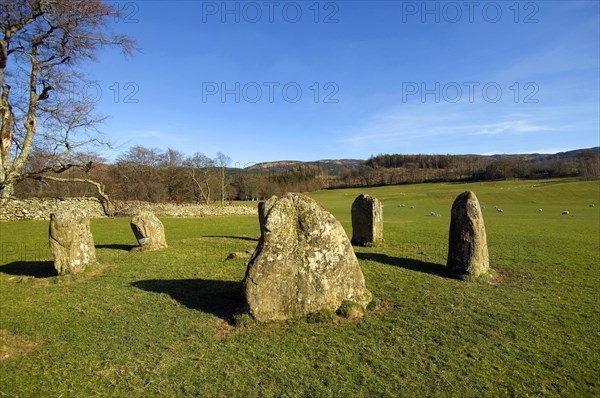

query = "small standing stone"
351;194;383;246
49;210;96;275
130;211;167;252
446;191;490;279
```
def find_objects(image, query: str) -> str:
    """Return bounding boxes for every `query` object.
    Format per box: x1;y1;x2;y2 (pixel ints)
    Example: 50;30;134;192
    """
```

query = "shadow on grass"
0;261;57;278
96;244;136;251
204;235;258;242
356;253;447;277
131;279;246;321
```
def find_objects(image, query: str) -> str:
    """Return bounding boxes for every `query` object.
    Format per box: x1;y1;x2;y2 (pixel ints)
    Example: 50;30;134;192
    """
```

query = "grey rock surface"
244;193;372;322
351;194;383;246
49;210;96;275
446;191;490;278
130;211;168;252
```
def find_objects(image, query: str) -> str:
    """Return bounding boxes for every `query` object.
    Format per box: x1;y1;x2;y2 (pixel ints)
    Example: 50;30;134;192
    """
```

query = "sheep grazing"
430;211;436;216
497;208;503;213
538;209;543;212
590;204;595;207
562;211;570;215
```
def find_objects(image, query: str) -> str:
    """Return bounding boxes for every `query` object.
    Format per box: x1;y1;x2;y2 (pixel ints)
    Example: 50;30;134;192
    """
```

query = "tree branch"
21;160;92;179
32;174;112;216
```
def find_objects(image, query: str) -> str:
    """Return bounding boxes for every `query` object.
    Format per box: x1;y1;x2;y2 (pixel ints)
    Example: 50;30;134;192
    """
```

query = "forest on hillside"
13;146;600;203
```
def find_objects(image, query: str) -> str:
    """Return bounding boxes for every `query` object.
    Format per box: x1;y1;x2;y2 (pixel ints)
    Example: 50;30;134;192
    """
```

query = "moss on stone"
337;300;364;319
305;309;337;324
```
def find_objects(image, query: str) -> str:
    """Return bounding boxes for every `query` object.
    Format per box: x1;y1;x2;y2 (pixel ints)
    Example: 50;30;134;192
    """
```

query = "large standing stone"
446;191;490;278
351;194;383;246
49;211;96;275
244;193;372;322
130;211;167;252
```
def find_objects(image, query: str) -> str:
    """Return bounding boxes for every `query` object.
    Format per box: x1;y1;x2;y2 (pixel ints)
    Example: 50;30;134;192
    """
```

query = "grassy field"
1;178;599;397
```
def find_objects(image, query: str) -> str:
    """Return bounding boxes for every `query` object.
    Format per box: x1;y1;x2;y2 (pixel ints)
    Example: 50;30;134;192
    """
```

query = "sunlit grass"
1;178;599;397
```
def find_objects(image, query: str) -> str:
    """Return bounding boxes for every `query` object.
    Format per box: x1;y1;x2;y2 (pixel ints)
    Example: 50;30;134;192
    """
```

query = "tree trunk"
1;84;14;182
202;182;211;205
0;182;14;198
220;167;225;206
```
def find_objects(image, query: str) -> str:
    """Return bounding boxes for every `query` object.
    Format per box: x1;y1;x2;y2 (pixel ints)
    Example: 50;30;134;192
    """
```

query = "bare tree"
0;0;135;204
114;146;167;202
185;153;214;205
117;145;166;168
215;151;231;205
164;148;186;202
578;149;600;180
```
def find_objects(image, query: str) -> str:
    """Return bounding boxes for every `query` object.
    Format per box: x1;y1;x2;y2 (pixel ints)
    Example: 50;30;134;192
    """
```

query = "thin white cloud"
464;120;558;136
339;102;559;145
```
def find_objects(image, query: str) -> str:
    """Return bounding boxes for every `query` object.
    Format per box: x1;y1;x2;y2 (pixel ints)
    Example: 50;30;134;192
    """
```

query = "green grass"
1;178;599;397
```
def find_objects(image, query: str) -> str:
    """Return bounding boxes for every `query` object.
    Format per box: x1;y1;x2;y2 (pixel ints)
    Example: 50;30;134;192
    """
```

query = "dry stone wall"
0;198;106;221
111;201;256;218
0;198;256;221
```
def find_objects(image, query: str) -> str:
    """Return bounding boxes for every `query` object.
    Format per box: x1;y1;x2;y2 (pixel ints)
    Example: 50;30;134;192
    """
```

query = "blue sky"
83;0;599;166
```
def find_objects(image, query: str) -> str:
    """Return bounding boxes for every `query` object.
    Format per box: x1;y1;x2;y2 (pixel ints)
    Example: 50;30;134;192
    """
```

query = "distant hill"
246;159;362;175
507;147;599;163
243;148;598;176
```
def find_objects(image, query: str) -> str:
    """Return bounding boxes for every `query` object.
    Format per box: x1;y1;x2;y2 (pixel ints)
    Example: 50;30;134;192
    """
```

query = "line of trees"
13;146;599;203
577;150;600;180
14;146;327;202
335;150;600;188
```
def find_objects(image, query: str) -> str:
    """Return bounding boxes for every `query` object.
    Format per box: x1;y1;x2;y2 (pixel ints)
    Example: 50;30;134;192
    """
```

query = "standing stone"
446;191;490;278
351;194;383;246
130;211;167;252
49;211;96;275
244;193;372;322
